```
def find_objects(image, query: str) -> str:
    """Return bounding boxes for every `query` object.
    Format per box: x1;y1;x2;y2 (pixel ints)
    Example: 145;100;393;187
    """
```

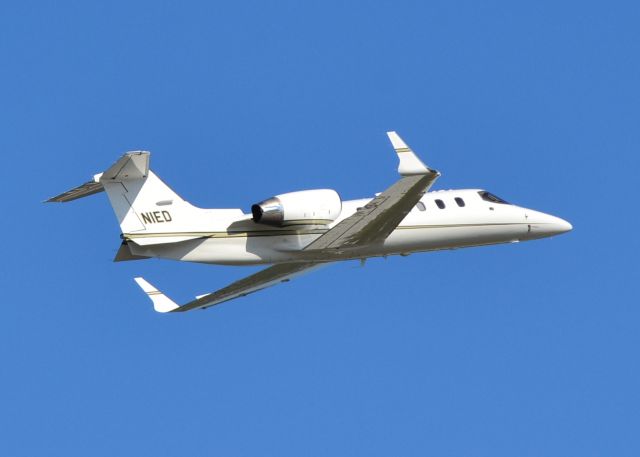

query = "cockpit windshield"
478;191;509;204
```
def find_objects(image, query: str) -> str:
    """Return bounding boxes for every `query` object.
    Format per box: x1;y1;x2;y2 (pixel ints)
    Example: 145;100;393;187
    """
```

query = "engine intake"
251;189;342;227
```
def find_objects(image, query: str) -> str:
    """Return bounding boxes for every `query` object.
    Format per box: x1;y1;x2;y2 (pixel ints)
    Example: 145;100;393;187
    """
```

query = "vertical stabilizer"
48;151;204;237
47;151;245;246
98;152;201;236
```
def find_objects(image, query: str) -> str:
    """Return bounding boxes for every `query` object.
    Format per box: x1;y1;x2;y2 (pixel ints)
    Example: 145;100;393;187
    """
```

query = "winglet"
134;277;180;313
387;131;436;176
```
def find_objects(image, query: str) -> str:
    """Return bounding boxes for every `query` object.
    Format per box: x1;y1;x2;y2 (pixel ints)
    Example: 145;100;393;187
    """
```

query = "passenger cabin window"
455;197;465;207
435;199;445;209
415;201;426;211
478;191;509;204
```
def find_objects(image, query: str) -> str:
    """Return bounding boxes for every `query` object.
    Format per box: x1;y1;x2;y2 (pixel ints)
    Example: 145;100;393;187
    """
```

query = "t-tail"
46;151;220;258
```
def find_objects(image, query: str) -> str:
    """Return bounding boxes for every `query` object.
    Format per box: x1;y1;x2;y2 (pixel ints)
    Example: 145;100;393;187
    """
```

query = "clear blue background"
1;1;638;455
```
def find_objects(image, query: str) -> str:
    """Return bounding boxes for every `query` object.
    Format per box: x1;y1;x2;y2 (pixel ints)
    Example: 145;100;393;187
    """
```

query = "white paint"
49;132;572;312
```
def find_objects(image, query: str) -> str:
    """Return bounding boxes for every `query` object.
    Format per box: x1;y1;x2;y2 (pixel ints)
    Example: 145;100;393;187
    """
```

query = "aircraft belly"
138;234;313;265
382;223;528;253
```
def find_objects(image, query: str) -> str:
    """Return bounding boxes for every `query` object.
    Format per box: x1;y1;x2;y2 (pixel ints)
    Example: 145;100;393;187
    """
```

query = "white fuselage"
126;189;572;265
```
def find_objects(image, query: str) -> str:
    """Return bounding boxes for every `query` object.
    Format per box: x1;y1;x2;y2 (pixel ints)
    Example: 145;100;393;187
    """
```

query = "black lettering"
140;210;173;224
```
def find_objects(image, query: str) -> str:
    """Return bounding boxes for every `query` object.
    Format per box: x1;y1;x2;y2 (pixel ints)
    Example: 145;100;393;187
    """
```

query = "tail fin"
47;152;206;242
97;152;194;235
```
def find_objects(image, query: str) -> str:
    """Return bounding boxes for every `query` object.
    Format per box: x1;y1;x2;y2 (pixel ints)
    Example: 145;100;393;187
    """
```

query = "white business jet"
48;132;572;313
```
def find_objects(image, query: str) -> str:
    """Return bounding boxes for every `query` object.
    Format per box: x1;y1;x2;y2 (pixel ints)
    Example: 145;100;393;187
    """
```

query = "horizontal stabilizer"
46;151;150;203
46;180;103;203
133;277;179;313
101;151;149;181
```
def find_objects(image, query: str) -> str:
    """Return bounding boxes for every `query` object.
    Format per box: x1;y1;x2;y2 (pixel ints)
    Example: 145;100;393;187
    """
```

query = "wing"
304;131;440;251
134;131;436;313
134;262;324;313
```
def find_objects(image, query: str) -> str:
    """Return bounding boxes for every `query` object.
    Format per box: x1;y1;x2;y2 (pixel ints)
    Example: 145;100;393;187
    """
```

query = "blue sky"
1;1;639;455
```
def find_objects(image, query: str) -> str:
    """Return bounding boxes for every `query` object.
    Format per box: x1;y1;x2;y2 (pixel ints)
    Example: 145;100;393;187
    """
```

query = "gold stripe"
395;147;411;153
124;229;328;240
397;222;524;229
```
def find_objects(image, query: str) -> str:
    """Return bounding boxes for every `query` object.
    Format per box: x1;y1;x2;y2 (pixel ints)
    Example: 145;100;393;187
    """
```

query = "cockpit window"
478;191;509;204
415;201;426;211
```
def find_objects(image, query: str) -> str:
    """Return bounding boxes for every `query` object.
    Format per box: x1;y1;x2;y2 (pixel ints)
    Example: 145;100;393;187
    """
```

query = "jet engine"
251;189;342;226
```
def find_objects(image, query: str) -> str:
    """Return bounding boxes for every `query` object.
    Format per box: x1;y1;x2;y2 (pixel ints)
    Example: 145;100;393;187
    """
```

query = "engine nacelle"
251;189;342;226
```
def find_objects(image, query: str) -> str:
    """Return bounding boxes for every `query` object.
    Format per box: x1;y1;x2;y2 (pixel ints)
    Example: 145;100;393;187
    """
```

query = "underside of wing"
135;262;325;313
304;132;439;252
304;174;437;251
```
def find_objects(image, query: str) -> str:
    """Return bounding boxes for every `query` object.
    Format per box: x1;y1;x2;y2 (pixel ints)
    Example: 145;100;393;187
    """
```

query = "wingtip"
386;131;433;176
134;277;180;313
386;131;408;150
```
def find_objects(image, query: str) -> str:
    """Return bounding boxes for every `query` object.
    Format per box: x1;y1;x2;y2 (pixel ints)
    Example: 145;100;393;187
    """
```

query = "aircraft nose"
526;211;573;238
553;216;573;234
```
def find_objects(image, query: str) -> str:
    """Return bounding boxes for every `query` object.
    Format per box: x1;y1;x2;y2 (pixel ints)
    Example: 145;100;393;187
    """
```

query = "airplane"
47;132;572;313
